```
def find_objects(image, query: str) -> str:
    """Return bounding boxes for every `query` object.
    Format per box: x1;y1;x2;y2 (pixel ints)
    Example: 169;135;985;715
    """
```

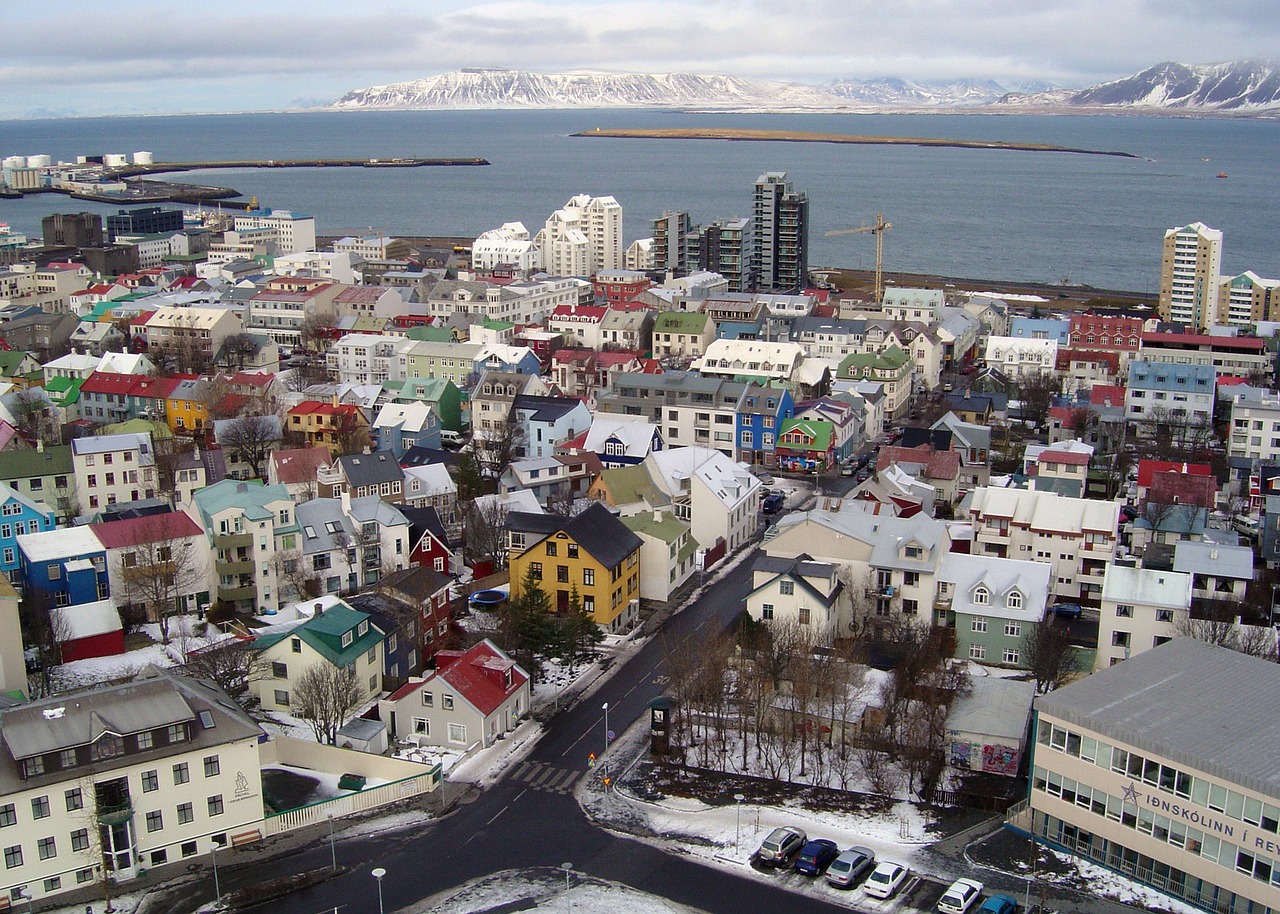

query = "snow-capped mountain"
824;77;1013;106
999;61;1280;112
332;69;842;110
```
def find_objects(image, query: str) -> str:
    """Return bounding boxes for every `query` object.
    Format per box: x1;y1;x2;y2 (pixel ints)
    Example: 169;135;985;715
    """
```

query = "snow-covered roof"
1100;564;1191;609
52;599;122;641
584;416;658;457
937;552;1051;623
17;525;103;562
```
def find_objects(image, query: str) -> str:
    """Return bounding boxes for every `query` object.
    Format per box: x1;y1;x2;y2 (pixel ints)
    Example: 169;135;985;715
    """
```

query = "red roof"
1056;348;1120;372
270;446;332;484
228;372;274;388
1217;375;1250;387
1136;460;1212;488
550;304;607;322
594;351;641;367
1146;473;1217;511
1089;385;1126;408
288;400;362;417
385;640;527;716
80;371;147;396
877;445;960;480
635;358;663;373
1040;449;1090;466
91;511;202;549
131;376;182;400
1140;331;1266;351
552;348;595;367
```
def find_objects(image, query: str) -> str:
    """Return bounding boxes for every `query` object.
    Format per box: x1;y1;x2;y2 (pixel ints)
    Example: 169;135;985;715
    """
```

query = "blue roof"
1128;360;1217;392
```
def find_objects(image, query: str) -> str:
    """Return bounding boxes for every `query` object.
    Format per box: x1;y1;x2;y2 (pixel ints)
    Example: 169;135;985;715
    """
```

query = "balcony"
214;532;253;550
97;799;133;826
218;558;255;576
218;582;257;603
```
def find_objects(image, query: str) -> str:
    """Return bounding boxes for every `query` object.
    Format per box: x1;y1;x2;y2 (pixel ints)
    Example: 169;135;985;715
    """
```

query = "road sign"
588;752;597;768
607;730;615;741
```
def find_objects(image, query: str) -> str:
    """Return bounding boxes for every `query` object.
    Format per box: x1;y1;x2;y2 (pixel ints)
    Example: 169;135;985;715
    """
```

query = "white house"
983;335;1059;379
71;432;156;512
1096;563;1192;670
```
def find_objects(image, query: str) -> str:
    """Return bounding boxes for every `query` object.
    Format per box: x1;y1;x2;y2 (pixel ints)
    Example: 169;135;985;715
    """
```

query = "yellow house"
507;502;642;633
166;377;211;434
286;398;370;458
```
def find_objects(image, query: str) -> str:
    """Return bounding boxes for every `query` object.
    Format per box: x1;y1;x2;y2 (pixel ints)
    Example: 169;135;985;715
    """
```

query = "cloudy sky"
4;0;1275;118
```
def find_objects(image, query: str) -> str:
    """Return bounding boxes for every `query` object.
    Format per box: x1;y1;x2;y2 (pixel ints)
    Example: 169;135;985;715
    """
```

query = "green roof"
406;326;456;343
0;351;33;376
192;479;295;532
394;376;454;402
254;603;383;667
45;376;83;405
103;418;171;439
777;418;834;451
0;445;72;479
838;345;910;377
653;311;709;333
598;465;669;508
621;511;697;549
481;318;514;330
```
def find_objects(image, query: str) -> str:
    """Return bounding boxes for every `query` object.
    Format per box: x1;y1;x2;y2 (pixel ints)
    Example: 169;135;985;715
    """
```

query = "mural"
982;743;1020;776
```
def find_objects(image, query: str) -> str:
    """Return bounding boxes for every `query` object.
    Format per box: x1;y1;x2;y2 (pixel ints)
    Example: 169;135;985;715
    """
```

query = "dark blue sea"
1;109;1276;292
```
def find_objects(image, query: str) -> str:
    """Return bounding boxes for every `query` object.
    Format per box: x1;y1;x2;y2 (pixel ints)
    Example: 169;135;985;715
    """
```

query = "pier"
108;157;490;178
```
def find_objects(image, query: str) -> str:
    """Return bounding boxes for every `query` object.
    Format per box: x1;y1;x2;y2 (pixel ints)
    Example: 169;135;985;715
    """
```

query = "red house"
377;564;455;663
53;600;125;662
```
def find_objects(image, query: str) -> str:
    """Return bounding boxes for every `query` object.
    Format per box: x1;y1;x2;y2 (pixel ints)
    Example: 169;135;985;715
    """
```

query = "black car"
793;839;840;876
762;492;786;514
1051;601;1084;619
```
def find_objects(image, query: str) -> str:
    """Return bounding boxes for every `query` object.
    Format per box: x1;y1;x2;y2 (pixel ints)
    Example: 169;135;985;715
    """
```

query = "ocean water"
1;109;1276;292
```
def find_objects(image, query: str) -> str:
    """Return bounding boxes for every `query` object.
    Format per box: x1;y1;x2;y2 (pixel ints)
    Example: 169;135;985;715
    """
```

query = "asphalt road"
227;534;868;914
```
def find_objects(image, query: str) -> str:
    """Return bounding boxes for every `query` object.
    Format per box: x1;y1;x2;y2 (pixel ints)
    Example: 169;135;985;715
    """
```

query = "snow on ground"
1050;850;1205;914
50;640;181;691
392;743;466;774
414;869;710;914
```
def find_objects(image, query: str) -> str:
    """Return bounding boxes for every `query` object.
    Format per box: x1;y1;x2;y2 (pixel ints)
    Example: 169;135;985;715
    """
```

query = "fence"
262;768;440;836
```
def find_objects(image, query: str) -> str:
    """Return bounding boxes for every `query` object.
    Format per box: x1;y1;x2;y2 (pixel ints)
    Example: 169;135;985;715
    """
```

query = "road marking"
530;765;555;787
485;805;508;825
513;762;533;780
513;788;527;803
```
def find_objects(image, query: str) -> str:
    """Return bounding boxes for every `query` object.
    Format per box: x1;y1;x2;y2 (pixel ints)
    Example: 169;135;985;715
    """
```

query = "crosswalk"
512;760;583;796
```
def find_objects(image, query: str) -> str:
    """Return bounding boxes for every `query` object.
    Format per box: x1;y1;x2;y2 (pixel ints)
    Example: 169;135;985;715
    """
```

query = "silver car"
824;845;876;888
755;826;806;866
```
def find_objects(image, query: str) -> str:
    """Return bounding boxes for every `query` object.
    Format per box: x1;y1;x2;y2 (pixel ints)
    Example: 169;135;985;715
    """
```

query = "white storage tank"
102;153;127;168
132;151;153;165
1;156;23;170
25;155;51;168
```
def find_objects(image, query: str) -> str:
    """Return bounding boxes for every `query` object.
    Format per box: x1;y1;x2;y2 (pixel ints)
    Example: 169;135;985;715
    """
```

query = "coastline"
572;127;1138;157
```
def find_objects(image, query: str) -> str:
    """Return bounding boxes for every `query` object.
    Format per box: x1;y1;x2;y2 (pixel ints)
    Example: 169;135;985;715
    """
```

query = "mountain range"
331;61;1280;114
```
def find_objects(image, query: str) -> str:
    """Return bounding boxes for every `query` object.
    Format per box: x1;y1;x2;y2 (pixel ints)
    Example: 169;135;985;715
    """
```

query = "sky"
4;0;1277;119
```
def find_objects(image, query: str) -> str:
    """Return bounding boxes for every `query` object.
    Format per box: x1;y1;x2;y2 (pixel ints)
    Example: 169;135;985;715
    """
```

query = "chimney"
653;509;662;523
36;440;43;453
314;602;323;617
331;394;339;408
341;487;351;515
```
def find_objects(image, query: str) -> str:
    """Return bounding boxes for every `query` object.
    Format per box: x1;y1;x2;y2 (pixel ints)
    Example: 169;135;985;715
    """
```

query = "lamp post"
734;793;745;852
371;867;387;914
561;862;573;914
327;811;337;872
602;702;610;755
210;841;221;905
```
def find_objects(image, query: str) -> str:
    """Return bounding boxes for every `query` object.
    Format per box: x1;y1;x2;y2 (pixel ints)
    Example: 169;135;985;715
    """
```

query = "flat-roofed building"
1023;638;1280;914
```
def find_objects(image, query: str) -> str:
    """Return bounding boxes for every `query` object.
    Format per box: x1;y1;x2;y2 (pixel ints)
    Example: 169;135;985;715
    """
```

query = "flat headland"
572;127;1137;158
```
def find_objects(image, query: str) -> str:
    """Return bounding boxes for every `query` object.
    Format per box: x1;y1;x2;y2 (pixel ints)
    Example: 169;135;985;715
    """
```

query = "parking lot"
749;857;1001;913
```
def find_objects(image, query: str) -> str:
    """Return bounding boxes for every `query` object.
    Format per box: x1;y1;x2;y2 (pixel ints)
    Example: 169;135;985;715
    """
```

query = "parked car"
762;492;786;515
793;839;840;876
1051;601;1084;619
864;861;909;898
841;460;856;476
440;429;467;448
824;846;876;888
856;467;871;482
977;894;1018;914
755;826;806;867
938;878;984;914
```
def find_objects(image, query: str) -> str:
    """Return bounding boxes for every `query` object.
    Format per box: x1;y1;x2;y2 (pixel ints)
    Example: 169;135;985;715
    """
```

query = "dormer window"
358;620;369;637
1007;591;1023;610
342;631;354;648
973;586;990;606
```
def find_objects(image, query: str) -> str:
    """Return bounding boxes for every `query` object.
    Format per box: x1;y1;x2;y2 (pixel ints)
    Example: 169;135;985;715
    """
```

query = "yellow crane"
825;212;891;303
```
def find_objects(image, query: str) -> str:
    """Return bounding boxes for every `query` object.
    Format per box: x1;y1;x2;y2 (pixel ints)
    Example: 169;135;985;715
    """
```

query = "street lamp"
210;840;221;904
561;862;573;914
327;811;337;872
371;867;387;914
734;793;745;852
602;702;610;755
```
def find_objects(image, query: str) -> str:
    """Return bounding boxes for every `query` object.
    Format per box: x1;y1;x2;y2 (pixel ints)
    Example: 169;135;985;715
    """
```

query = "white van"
1233;515;1260;539
440;429;466;448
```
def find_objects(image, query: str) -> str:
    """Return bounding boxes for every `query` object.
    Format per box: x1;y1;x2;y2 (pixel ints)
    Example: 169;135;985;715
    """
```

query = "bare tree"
291;663;363;745
9;388;59;446
273;548;321;605
21;587;67;698
1177;603;1279;660
151;435;194;506
115;525;204;644
299;312;338;356
462;497;513;570
478;411;525;477
181;637;268;708
1019;370;1062;430
1021;616;1081;693
218;332;259;372
219;414;279;479
331;409;371;457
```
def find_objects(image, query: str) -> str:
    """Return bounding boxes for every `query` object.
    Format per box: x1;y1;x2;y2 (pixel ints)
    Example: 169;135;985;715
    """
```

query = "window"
1156;609;1175;623
972;586;989;605
146;811;163;833
43;877;60;893
30;796;49;819
421;691;433;707
207;795;224;816
529;562;542;581
272;662;288;679
583;568;594;586
1006;591;1022;610
70;830;89;852
442;694;454;710
971;616;988;633
173;763;190;785
341;631;353;648
0;806;16;828
64;789;82;812
137;730;154;750
204;756;220;778
291;638;302;654
779;580;794;595
274;690;290;707
1004;620;1021;637
1112;631;1131;648
797;607;811;625
557;565;569;583
142;770;159;792
36;836;55;861
448;723;467;744
545;542;557;556
92;734;122;761
1116;604;1134;618
903;598;919;616
177;803;193;825
413;718;430;735
1002;648;1020;665
969;644;986;660
4;846;21;868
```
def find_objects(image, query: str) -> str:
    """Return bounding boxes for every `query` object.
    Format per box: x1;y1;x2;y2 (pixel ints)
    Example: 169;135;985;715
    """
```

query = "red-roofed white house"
378;639;530;750
91;511;215;624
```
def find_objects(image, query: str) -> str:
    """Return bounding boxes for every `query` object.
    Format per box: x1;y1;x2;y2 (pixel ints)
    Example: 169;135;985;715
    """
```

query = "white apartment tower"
1158;222;1222;331
536;195;622;277
232;209;317;256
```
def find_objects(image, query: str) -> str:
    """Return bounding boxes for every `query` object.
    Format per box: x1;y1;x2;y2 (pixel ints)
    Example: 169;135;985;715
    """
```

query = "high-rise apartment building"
1217;271;1280;327
536;194;622;277
41;212;102;249
686;218;753;293
753;172;810;293
652;211;691;276
1158;222;1222;330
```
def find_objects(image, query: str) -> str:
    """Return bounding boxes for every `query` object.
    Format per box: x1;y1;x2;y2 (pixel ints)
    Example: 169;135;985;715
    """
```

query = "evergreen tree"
556;585;603;673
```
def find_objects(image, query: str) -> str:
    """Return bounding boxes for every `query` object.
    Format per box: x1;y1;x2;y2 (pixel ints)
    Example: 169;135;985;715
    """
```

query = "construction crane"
825;212;891;303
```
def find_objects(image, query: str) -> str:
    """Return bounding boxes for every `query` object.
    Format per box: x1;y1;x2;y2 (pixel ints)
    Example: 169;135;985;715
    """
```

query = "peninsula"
572;127;1137;158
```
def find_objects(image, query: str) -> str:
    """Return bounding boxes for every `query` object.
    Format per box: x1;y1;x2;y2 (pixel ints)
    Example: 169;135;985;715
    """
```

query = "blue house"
1008;317;1071;346
372;401;442;459
15;525;110;605
0;482;57;583
477;345;542;376
736;383;794;466
512;394;592;459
